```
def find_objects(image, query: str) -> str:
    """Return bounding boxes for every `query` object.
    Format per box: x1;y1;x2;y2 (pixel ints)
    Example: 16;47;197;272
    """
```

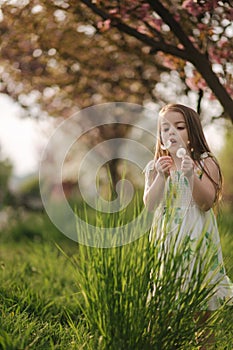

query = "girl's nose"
168;127;175;135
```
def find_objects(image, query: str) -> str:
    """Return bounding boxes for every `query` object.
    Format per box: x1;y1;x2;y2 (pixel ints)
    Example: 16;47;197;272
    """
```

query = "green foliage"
0;206;232;349
0;210;66;243
219;126;233;202
0;154;13;207
218;207;233;280
18;176;40;198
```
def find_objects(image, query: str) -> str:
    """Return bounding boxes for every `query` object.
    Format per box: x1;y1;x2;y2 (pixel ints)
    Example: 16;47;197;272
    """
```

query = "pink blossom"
197;23;206;30
197;78;207;90
97;19;111;32
226;85;233;96
161;54;184;70
225;8;233;21
137;25;149;35
151;18;163;31
109;9;119;15
182;0;201;16
217;38;228;48
185;72;206;91
182;0;218;16
174;13;181;21
185;76;199;91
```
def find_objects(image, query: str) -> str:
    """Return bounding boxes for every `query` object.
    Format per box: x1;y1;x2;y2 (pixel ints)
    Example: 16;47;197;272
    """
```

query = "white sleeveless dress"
144;159;233;310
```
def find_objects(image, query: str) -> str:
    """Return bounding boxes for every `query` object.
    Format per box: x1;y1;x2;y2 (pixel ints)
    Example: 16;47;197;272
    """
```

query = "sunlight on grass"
0;201;232;349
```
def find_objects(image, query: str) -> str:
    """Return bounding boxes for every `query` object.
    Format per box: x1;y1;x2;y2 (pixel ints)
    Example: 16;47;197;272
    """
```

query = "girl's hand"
155;156;173;176
181;155;194;177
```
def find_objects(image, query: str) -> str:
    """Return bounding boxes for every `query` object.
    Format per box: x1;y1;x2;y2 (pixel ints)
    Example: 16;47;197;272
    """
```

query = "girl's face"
160;111;189;155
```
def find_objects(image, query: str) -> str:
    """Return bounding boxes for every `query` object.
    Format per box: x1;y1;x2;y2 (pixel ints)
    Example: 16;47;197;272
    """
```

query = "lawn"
0;205;232;350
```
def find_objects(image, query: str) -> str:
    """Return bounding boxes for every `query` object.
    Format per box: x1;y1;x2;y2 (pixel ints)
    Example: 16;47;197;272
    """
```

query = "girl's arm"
182;156;219;211
143;156;172;211
192;158;219;211
143;173;166;211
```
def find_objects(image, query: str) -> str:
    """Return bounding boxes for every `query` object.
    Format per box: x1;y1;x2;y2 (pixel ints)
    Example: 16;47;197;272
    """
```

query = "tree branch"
80;0;233;121
147;0;233;121
80;0;191;61
197;89;203;114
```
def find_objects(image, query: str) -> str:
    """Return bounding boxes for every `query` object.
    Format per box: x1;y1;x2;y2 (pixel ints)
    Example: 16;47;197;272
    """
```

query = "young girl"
143;103;233;312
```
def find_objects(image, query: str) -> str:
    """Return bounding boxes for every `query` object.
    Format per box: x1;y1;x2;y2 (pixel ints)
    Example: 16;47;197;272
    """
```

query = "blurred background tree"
0;0;232;197
219;124;233;207
0;1;162;117
0;0;232;120
79;0;233;120
0;0;162;189
0;146;13;207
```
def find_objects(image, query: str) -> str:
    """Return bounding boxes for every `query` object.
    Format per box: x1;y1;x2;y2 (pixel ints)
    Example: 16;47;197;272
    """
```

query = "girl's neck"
170;156;182;170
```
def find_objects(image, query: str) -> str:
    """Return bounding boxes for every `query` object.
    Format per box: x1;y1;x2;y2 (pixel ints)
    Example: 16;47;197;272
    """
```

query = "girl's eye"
177;126;185;130
162;128;169;132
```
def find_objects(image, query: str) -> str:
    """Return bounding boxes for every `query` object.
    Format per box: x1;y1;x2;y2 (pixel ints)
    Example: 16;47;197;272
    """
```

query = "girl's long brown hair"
154;103;223;205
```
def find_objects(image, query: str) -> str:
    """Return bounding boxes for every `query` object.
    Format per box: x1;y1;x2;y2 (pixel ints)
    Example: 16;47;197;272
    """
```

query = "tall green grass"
0;199;232;349
73;196;233;350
